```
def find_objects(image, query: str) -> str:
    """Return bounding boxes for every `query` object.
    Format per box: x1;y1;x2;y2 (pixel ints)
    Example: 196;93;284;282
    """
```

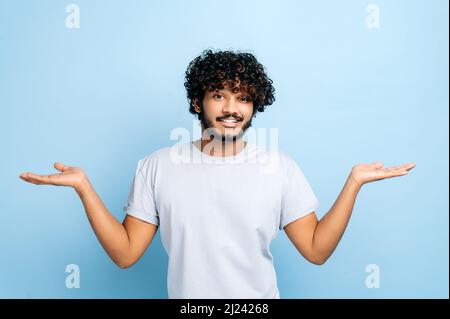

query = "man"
19;49;416;299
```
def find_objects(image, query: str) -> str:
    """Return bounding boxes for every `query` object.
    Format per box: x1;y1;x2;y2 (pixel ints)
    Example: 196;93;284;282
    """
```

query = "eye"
213;94;224;100
240;96;251;102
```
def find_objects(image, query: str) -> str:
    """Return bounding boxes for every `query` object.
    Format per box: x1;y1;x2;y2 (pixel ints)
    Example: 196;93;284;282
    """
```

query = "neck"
197;136;246;158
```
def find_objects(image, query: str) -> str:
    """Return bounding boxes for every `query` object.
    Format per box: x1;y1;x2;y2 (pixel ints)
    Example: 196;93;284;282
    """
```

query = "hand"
350;161;416;187
19;162;88;191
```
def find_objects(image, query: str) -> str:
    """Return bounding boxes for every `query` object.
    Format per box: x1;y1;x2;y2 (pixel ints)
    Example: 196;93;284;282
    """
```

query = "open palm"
19;162;86;189
350;161;416;187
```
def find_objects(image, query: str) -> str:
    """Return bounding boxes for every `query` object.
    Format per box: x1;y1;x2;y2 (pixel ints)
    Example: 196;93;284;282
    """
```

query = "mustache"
216;115;243;121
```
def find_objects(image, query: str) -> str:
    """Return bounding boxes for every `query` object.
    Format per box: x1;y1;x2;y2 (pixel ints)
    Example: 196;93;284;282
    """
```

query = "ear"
193;99;201;113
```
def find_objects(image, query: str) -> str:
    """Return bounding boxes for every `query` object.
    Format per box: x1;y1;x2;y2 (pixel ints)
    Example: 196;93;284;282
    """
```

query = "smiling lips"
217;116;242;128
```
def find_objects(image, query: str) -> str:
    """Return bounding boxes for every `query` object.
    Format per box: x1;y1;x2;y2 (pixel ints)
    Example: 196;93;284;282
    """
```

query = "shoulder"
137;145;174;170
270;148;309;180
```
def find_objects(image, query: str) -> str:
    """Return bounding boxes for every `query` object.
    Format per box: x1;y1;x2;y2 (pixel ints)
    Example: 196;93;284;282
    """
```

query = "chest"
153;164;282;235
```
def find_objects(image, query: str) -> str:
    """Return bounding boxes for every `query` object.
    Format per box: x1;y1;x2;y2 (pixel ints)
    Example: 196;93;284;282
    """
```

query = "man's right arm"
76;177;158;269
20;162;158;269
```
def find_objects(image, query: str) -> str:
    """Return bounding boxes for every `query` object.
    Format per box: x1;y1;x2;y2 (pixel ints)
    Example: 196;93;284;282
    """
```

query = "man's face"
194;83;256;141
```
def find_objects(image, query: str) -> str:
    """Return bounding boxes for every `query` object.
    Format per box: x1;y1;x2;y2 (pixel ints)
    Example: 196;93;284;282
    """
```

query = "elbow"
117;263;131;269
112;249;141;269
311;259;326;266
114;258;134;270
308;255;329;266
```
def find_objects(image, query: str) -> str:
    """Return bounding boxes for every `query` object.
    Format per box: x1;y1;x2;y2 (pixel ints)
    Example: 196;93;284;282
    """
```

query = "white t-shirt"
123;141;320;299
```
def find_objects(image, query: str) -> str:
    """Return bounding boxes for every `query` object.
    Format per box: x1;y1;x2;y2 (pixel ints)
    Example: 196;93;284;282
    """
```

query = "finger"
19;172;29;179
384;165;404;172
371;161;384;168
405;163;416;171
19;172;33;183
20;173;46;184
355;162;383;169
386;166;408;173
396;163;416;170
386;163;416;173
382;169;410;178
19;172;37;181
54;162;68;172
20;173;58;185
19;172;44;185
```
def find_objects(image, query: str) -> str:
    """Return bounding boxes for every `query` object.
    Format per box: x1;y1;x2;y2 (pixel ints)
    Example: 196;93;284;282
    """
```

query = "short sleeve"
280;155;320;230
123;159;159;226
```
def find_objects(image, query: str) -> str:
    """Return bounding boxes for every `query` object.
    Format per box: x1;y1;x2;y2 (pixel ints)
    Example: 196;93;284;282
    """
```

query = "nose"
222;97;239;114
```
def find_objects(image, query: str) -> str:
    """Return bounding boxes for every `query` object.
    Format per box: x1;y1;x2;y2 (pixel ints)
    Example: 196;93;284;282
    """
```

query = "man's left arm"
284;161;416;265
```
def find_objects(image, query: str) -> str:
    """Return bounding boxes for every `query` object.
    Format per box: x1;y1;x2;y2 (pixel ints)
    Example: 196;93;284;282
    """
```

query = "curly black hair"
184;49;275;120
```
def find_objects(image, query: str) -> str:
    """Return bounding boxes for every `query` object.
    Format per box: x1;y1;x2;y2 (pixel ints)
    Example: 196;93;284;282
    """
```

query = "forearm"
311;174;361;263
75;177;131;267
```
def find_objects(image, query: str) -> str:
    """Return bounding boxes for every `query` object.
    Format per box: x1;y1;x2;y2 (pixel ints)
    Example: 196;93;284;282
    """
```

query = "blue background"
1;0;448;298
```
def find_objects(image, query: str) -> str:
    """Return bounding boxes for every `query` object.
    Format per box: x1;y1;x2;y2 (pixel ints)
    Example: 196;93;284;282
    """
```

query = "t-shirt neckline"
190;140;254;164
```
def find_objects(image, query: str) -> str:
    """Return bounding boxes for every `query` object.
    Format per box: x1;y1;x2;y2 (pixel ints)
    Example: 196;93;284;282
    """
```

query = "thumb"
371;161;384;169
54;162;68;172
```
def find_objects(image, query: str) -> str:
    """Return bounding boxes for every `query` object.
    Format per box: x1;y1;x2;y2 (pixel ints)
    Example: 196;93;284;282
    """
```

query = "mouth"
217;117;242;128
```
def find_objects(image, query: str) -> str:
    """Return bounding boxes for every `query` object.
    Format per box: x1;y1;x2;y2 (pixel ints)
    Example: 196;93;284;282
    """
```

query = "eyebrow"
211;89;248;96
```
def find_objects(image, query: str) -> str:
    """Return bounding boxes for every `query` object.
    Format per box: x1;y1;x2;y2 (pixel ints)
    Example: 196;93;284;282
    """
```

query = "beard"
200;112;254;142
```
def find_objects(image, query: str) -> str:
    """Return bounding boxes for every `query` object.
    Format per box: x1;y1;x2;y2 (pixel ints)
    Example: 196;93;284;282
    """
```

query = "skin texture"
20;164;157;269
19;85;416;268
193;83;256;157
